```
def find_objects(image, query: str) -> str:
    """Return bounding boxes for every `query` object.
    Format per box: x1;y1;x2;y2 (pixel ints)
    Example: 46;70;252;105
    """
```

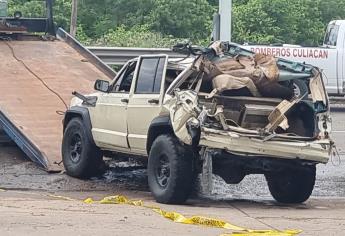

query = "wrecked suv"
62;42;332;204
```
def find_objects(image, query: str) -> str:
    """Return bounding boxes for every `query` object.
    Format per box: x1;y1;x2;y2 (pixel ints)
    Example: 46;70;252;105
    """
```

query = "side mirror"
94;79;109;92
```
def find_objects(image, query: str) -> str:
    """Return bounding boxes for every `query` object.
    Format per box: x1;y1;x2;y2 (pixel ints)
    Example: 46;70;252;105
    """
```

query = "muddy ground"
0;109;345;235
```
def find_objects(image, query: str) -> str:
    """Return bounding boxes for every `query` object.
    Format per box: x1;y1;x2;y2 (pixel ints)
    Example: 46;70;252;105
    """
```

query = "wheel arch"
146;115;173;155
63;106;96;146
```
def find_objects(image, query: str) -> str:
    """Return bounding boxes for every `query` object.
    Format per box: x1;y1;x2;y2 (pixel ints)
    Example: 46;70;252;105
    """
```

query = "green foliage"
92;25;187;48
8;0;71;27
148;0;214;40
319;0;345;24
232;0;279;44
53;0;71;29
6;0;345;47
76;0;214;44
76;0;155;39
8;0;45;17
232;0;325;46
76;24;92;45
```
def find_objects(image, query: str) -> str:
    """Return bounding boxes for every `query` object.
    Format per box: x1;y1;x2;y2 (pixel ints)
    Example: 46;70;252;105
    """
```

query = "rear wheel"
62;118;104;179
148;134;195;204
265;165;316;204
292;79;308;99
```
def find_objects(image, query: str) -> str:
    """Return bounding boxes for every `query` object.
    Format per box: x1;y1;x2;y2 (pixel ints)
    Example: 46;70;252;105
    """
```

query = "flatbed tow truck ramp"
0;0;115;171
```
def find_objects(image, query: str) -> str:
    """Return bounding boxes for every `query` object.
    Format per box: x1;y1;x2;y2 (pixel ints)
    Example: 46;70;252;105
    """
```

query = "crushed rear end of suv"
62;41;333;204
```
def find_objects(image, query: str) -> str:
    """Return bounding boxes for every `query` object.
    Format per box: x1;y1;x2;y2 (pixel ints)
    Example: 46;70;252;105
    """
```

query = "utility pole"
219;0;232;42
46;0;55;35
70;0;78;37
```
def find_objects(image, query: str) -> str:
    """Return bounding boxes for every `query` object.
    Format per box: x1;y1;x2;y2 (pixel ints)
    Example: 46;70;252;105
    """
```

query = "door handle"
148;99;159;104
121;98;129;103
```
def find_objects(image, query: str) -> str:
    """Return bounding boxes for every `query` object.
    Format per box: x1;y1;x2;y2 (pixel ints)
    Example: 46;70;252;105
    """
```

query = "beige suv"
62;42;333;205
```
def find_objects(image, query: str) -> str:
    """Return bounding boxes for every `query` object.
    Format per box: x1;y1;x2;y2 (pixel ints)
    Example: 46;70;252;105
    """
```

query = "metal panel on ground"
0;31;114;171
0;126;11;144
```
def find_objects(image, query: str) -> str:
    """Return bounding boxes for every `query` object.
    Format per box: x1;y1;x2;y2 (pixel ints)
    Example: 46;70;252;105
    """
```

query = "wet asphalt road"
0;109;345;201
1;108;345;236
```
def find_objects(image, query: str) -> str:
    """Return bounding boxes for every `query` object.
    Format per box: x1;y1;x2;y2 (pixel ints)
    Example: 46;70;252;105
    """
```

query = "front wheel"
148;134;195;204
265;165;316;204
62;118;104;179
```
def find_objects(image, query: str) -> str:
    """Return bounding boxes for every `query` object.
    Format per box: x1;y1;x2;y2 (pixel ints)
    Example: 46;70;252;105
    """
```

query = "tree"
6;0;345;47
232;0;325;46
319;0;345;24
148;0;214;40
8;0;45;17
232;0;279;44
76;0;154;38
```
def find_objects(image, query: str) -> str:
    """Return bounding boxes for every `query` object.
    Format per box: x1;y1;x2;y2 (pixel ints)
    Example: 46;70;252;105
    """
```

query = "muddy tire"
62;118;104;179
265;165;316;204
148;134;195;204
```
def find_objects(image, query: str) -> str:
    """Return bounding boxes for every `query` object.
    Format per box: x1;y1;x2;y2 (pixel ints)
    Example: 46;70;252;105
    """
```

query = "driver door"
127;55;168;154
90;61;137;151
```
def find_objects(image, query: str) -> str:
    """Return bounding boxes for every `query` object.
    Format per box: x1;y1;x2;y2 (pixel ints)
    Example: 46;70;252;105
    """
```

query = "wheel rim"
69;133;82;163
155;154;170;188
293;83;301;98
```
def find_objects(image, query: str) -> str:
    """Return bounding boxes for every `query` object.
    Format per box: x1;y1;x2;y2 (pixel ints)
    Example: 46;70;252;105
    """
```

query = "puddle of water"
92;159;149;191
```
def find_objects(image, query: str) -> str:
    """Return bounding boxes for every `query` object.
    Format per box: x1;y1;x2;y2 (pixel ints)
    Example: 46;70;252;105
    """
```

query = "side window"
135;57;166;94
111;62;137;93
324;24;339;46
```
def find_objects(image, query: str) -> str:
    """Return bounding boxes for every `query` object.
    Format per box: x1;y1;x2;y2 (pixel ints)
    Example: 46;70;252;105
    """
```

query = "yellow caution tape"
0;188;302;236
0;189;301;236
83;198;94;204
84;195;301;236
221;230;302;236
152;208;245;231
46;194;75;201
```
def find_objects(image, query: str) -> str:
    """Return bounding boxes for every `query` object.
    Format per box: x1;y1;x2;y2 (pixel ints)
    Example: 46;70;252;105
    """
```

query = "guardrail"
87;46;184;65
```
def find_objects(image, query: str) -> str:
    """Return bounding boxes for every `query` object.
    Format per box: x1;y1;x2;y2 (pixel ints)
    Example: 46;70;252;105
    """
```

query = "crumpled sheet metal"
166;89;330;162
168;90;200;145
310;69;328;105
199;127;330;163
265;99;299;132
